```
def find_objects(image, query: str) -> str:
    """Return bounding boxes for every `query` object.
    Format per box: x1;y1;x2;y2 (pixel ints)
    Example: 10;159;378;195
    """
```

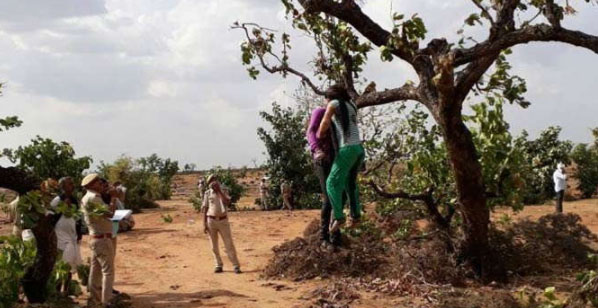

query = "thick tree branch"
355;83;420;108
454;24;598;66
368;181;453;229
0;166;40;195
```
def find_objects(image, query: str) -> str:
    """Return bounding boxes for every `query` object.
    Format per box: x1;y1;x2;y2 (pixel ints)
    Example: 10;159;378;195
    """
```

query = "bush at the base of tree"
0;236;83;308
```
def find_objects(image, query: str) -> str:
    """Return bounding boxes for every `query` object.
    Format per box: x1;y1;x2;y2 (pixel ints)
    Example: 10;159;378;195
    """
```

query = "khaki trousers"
207;218;240;268
282;194;293;210
88;238;115;305
260;193;269;210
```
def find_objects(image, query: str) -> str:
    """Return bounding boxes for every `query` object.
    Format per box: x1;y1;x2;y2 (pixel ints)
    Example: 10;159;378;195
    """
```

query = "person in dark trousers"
553;162;567;213
318;84;365;233
307;97;343;250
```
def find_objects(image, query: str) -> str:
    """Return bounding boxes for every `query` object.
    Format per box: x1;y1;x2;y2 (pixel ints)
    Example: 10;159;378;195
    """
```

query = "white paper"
111;209;132;222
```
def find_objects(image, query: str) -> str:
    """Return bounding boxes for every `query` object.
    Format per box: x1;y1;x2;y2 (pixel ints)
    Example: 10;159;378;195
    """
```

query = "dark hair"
325;84;351;136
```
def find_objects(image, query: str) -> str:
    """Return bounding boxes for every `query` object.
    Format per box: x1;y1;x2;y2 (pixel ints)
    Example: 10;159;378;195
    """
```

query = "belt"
91;233;113;239
207;215;227;221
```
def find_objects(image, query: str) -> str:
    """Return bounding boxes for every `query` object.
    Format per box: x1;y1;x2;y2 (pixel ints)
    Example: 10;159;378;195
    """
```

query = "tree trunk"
435;105;504;281
21;214;57;303
0;166;55;302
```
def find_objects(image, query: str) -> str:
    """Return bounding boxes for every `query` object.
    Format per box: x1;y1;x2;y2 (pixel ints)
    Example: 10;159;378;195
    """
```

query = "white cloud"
1;0;597;170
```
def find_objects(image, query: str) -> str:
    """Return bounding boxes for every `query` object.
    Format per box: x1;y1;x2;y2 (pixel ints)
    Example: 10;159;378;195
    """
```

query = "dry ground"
1;170;597;307
81;199;598;307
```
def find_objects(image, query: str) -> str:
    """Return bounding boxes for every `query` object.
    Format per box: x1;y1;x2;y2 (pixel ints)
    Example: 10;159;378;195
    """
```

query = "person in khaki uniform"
81;174;117;307
202;174;241;274
281;180;293;211
259;178;269;210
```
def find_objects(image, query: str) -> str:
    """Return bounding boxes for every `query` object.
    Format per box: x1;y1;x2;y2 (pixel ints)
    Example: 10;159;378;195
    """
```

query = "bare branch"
233;22;326;96
471;0;495;25
368;180;431;201
368;181;453;229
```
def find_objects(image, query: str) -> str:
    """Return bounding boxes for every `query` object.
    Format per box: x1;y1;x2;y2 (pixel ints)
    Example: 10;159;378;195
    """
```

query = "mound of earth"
263;220;389;281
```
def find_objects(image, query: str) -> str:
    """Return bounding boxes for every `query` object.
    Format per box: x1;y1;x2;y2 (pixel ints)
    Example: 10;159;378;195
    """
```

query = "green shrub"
570;144;598;198
257;102;320;209
0;236;36;308
188;191;203;213
206;166;246;209
76;264;90;287
4;136;92;185
98;154;179;211
161;214;173;223
515;127;573;204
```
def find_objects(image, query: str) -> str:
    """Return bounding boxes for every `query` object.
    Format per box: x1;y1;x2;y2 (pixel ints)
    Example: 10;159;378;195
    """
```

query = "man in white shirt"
202;174;241;274
553;163;567;213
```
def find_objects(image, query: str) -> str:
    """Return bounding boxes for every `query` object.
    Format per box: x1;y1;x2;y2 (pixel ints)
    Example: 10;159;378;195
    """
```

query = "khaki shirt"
202;188;228;217
81;190;113;235
281;183;291;196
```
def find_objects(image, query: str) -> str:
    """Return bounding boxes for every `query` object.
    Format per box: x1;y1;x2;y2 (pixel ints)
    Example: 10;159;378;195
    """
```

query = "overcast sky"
1;0;597;170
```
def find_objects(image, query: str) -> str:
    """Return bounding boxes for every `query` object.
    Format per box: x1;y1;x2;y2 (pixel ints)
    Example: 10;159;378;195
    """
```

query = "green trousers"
326;144;365;221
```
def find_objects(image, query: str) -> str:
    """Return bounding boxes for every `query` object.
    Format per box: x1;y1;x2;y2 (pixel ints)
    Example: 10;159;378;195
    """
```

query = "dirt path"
89;201;321;308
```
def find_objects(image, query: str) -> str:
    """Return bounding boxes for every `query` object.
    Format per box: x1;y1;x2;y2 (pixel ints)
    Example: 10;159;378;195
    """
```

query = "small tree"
207;166;247;209
183;163;197;173
5;136;92;185
258;102;320;209
98;154;179;211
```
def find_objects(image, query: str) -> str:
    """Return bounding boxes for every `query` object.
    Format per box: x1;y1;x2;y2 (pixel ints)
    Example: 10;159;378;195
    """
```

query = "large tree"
236;0;598;278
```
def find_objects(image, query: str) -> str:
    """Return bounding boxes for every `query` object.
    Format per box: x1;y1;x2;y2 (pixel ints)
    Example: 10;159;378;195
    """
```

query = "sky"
0;0;597;170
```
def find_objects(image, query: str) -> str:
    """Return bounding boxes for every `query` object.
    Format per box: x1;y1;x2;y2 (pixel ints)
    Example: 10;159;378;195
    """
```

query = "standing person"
259;178;269;210
280;180;293;211
202;174;242;274
113;181;135;231
553;162;567;213
113;181;127;210
307;103;342;250
81;174;117;307
9;196;21;237
198;177;206;198
318;84;365;232
98;179;123;295
50;177;83;295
